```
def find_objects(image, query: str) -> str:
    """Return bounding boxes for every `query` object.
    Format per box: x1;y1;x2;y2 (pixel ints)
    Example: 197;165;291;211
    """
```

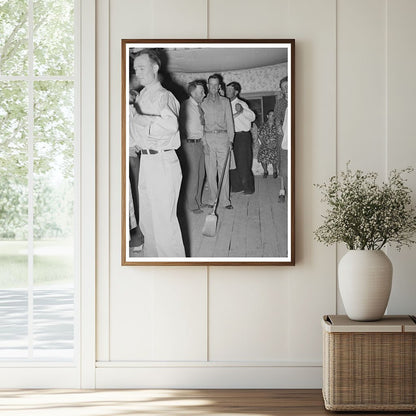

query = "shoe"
201;203;214;208
132;244;143;253
224;205;233;210
263;172;268;178
243;190;254;195
191;208;204;214
273;172;278;178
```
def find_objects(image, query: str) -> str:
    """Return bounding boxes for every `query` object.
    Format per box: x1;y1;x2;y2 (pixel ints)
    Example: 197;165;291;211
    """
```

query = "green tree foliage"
34;177;74;239
0;0;28;75
0;0;74;240
34;81;74;177
33;0;74;75
0;82;28;178
0;178;27;239
0;82;28;238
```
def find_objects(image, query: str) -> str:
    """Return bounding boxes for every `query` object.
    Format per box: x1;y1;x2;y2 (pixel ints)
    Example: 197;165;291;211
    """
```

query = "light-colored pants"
139;150;185;257
204;132;231;207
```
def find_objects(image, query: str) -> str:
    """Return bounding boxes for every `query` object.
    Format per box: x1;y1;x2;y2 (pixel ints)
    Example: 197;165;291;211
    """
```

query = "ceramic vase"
338;250;392;321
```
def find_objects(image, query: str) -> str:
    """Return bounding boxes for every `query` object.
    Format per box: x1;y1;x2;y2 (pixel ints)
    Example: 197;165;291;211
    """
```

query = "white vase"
338;250;392;321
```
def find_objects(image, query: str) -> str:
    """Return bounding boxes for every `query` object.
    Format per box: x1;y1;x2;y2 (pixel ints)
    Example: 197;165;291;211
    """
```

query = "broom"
202;146;231;237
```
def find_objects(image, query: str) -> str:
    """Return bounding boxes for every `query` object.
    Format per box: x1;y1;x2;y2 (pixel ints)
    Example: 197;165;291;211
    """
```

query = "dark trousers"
182;140;205;210
129;155;144;247
230;131;255;193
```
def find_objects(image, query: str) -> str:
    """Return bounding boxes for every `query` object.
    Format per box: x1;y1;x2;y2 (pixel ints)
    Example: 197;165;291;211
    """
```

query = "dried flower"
314;164;416;250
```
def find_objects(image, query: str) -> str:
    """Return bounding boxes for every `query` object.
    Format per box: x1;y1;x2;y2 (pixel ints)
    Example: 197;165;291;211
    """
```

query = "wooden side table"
322;315;416;411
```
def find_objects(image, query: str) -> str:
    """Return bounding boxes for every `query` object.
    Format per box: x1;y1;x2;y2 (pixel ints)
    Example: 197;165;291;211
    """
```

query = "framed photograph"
122;39;295;265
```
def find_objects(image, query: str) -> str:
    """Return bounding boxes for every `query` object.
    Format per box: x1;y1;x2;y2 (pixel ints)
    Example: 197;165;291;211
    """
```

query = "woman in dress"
257;110;280;178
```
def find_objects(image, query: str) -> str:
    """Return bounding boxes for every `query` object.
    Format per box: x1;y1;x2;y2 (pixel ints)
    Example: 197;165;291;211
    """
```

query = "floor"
131;172;289;259
0;389;413;415
180;174;288;258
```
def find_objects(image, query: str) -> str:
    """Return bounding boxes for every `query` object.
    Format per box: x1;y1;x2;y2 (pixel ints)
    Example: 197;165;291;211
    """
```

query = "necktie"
197;104;205;127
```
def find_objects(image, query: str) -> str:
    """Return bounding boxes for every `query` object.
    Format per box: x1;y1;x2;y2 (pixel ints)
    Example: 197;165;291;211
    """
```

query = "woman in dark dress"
257;110;280;178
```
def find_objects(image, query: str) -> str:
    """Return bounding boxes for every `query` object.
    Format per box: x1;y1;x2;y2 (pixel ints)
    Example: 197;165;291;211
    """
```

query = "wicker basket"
322;315;416;411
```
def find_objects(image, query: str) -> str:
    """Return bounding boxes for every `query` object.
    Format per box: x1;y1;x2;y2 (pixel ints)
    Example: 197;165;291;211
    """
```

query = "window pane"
33;80;74;359
33;0;74;76
0;81;29;359
33;288;74;360
33;81;74;256
0;82;28;244
0;289;28;359
0;0;28;76
0;81;29;255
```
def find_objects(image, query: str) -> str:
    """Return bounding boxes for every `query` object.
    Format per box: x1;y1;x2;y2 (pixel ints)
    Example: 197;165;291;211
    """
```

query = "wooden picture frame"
122;39;295;265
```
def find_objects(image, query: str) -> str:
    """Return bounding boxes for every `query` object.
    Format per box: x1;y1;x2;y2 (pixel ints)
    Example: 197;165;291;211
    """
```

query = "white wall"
95;0;416;388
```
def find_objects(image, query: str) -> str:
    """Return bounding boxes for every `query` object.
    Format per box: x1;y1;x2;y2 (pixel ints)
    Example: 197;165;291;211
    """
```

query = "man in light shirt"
200;74;234;210
226;82;256;195
179;81;206;214
130;49;185;257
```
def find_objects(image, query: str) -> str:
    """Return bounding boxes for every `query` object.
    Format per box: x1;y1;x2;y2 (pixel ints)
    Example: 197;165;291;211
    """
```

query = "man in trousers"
226;81;256;194
130;48;185;257
179;80;206;214
200;74;234;209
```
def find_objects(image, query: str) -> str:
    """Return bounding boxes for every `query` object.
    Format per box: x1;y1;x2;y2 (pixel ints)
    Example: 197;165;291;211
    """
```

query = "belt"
186;139;201;143
205;129;227;134
141;149;173;155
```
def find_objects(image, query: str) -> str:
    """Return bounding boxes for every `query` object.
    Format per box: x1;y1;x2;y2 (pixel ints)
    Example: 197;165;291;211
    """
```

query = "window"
241;91;277;127
0;0;78;362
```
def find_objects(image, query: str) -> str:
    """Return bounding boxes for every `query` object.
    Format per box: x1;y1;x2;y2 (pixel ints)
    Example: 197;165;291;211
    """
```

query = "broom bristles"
202;213;217;237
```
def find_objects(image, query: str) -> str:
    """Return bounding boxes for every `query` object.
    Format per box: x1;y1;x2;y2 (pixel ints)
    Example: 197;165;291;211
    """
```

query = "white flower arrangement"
314;164;416;250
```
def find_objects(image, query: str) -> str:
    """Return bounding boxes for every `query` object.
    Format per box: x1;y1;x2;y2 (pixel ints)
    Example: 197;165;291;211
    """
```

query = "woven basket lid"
322;315;416;333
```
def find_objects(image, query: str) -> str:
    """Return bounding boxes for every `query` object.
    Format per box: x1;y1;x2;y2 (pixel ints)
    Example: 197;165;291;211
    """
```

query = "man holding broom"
200;74;234;210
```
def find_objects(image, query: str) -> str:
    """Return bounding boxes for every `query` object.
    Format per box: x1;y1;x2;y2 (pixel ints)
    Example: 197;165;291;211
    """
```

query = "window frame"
0;0;96;388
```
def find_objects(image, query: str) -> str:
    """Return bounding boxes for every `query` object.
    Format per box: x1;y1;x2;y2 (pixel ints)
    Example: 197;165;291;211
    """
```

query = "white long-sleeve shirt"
179;97;204;141
130;81;181;150
230;97;255;132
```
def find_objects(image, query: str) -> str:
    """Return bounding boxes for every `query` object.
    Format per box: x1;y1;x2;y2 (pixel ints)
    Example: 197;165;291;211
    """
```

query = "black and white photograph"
121;40;295;265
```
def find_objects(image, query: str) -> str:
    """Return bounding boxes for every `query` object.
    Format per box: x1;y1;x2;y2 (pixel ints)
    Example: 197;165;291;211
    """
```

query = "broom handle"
212;145;232;213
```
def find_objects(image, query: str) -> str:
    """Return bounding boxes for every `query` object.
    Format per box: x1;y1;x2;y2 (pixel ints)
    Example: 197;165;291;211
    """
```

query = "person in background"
278;105;289;201
179;80;206;214
128;74;144;254
219;81;226;97
257;110;280;178
273;75;288;151
130;48;185;257
226;81;256;194
200;74;234;210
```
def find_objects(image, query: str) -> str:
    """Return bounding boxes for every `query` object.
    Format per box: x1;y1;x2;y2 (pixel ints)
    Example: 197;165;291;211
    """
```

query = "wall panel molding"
96;365;322;388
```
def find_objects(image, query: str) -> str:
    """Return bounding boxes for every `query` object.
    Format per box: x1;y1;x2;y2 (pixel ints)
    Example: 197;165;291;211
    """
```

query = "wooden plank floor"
130;153;289;260
131;174;288;259
178;174;288;258
0;389;413;415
